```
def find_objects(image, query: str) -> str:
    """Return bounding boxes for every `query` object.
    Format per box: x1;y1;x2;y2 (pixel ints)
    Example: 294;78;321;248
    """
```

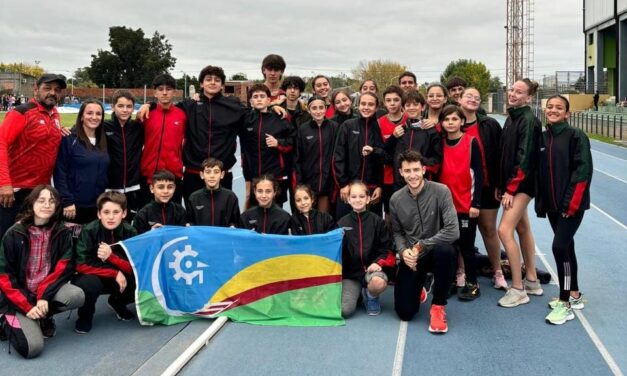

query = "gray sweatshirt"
389;181;460;256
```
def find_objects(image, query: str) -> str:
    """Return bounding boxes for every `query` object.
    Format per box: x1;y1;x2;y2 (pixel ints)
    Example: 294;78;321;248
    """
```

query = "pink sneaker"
492;270;508;290
456;272;466;288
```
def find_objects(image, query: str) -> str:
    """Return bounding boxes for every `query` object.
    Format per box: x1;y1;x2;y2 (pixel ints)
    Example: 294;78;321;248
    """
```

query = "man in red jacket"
139;74;186;206
0;74;67;238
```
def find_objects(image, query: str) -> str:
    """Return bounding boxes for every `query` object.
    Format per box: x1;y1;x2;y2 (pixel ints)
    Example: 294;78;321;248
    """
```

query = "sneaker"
498;288;530;308
40;317;56;338
545;301;575;325
523;278;544;296
455;272;466;288
420;287;427;304
424;273;434;294
428;304;448;334
492;271;508;290
362;288;381;316
74;318;92;334
108;297;135;321
549;293;585;310
458;282;481;301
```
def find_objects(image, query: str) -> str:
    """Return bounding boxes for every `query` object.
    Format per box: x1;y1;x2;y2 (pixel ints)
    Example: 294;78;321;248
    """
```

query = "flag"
119;226;344;326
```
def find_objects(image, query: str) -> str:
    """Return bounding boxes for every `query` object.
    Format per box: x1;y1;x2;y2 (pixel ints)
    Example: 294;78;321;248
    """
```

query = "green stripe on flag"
219;283;344;327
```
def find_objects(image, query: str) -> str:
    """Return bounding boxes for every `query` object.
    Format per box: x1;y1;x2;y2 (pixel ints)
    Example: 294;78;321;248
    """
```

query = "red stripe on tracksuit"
567;182;588;216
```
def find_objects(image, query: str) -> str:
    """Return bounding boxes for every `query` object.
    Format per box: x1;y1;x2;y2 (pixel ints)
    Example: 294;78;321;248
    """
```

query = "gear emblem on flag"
168;245;208;285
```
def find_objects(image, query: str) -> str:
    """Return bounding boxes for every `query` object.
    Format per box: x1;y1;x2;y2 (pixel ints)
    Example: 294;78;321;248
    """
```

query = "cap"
36;74;67;89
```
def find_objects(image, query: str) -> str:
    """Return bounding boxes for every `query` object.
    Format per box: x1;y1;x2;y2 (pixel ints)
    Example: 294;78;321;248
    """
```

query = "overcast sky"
0;1;583;84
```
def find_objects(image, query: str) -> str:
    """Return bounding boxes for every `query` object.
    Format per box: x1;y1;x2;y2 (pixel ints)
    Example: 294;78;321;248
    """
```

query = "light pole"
180;71;187;98
69;77;74;96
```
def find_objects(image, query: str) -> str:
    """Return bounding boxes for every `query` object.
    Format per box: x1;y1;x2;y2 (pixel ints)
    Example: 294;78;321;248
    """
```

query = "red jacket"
0;100;62;188
378;113;408;185
140;104;186;181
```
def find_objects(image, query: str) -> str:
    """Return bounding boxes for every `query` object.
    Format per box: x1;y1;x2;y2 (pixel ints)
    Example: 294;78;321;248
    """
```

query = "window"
588;33;594;45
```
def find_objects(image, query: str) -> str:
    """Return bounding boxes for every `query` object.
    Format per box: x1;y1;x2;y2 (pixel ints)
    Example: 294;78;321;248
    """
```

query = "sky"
0;0;583;84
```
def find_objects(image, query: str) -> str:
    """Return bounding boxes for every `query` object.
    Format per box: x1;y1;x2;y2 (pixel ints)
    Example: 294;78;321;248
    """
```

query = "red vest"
378;113;408;185
440;134;474;213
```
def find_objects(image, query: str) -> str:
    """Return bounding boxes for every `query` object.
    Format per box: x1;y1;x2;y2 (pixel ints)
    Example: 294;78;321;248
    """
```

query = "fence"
538;111;626;141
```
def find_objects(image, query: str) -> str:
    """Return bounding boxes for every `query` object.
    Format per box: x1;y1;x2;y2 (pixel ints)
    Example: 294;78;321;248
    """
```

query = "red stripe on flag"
220;274;342;311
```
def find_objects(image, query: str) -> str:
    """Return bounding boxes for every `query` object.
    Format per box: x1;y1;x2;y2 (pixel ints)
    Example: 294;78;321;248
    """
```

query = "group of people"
0;54;593;359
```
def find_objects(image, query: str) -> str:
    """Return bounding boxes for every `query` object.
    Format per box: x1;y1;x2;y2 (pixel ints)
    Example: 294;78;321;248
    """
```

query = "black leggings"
547;211;584;301
394;243;456;321
457;214;478;283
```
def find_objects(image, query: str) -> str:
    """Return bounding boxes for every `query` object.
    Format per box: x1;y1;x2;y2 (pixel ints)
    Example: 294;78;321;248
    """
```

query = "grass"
586;132;627;148
1;111;77;127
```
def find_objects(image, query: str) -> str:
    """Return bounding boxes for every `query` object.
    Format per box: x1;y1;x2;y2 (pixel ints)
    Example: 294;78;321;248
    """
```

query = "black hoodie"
133;200;187;234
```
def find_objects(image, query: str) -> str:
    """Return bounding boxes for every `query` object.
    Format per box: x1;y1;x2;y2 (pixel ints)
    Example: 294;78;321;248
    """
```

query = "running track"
2;116;626;376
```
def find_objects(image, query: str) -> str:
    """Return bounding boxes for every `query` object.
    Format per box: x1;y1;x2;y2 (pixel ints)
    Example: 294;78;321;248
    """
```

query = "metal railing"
553;112;626;140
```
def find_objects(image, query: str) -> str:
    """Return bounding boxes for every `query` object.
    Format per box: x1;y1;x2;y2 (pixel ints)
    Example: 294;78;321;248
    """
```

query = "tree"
0;62;45;78
488;76;504;92
351;60;407;92
440;59;491;98
230;73;248;81
86;26;176;87
176;74;199;92
72;68;98;88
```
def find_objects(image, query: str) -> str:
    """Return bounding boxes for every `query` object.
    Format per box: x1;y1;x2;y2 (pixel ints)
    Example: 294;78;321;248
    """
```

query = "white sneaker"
523;278;544;296
498;288;530;308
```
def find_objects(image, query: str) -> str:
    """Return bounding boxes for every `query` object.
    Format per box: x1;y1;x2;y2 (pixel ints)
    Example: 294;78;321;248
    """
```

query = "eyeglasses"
462;94;481;102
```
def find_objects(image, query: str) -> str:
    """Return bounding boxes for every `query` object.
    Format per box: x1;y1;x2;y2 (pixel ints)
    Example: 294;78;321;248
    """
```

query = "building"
0;72;37;97
584;0;627;102
224;80;254;104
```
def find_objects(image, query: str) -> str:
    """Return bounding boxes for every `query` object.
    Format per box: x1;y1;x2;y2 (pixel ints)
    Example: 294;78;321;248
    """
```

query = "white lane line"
391;321;408;376
591;149;627;163
161;316;229;376
536;247;624;376
594;168;627;184
591;203;627;230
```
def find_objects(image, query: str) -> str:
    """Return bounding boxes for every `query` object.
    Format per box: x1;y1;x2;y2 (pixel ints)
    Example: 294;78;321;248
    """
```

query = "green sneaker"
545;301;575;325
548;293;585;310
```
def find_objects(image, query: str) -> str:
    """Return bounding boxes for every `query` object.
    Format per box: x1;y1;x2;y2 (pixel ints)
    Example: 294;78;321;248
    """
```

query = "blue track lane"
2;120;625;375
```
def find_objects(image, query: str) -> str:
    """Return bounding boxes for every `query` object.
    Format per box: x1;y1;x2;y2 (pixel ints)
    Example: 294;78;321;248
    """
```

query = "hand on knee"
368;276;387;296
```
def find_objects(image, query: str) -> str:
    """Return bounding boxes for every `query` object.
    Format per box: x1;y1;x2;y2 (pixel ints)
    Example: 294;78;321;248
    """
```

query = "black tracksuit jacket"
294;119;338;196
239;205;291;235
332;115;385;189
239;111;295;181
384;118;442;186
290;210;337;235
104;115;144;190
0;222;75;314
177;94;245;172
535;122;593;217
187;187;240;227
337;211;395;280
500;106;541;195
462;114;503;188
133;200;187;234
